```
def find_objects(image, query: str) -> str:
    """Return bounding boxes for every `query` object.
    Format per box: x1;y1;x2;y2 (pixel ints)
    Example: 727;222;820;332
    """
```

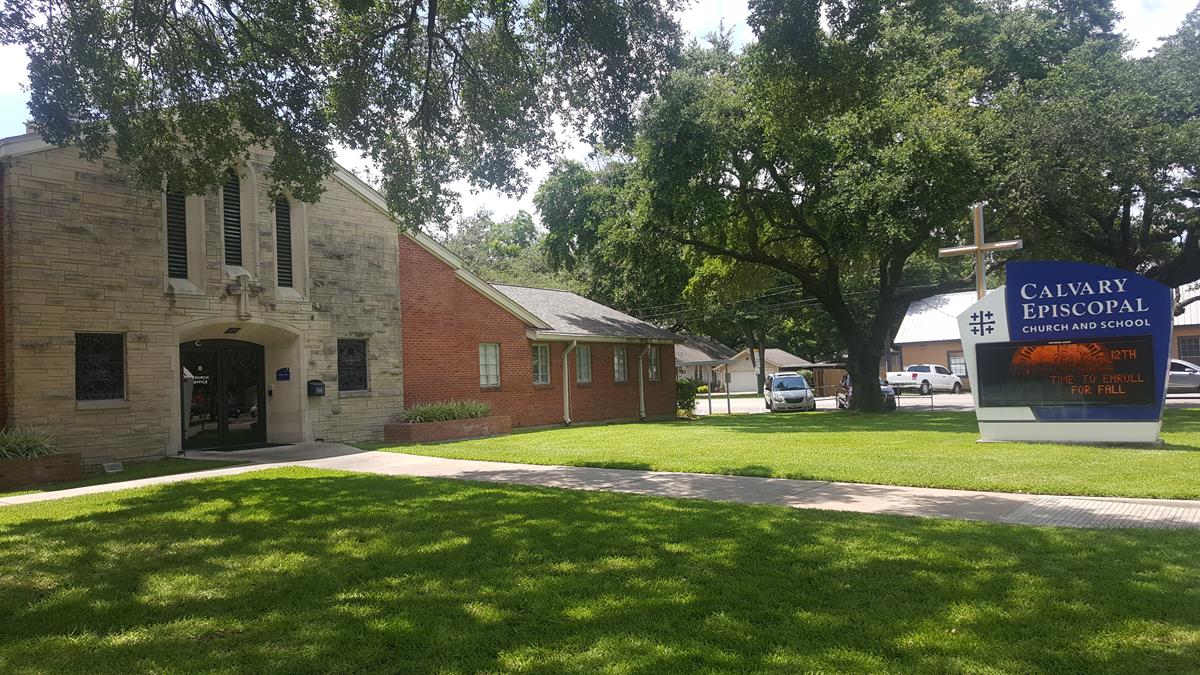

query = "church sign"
958;261;1173;444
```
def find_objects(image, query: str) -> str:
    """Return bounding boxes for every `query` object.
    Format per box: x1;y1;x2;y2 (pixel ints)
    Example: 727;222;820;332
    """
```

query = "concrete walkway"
3;442;1199;530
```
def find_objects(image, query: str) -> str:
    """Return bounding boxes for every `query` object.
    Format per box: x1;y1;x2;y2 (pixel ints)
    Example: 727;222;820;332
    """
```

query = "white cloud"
1114;0;1193;56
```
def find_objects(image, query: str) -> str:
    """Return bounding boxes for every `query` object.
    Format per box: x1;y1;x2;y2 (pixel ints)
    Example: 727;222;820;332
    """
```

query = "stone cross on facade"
938;203;1024;299
231;273;254;320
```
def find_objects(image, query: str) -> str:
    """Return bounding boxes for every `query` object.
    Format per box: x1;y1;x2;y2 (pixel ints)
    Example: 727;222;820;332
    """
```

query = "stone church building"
0;132;677;467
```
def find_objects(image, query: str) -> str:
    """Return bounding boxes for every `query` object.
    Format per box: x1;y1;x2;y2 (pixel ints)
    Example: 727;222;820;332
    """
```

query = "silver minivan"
764;372;816;412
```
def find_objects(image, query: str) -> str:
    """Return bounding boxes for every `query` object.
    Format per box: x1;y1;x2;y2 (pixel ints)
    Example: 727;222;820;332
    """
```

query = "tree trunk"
844;344;885;412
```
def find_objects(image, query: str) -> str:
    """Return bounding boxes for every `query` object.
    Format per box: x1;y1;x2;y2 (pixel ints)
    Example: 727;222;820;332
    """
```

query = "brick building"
0;132;677;466
399;234;678;427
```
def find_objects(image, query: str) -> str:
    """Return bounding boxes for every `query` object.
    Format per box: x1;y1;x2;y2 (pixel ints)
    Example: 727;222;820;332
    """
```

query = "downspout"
637;345;651;421
562;340;577;425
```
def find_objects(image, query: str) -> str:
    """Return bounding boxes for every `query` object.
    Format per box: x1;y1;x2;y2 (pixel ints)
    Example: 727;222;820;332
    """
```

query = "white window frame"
948;351;967;378
576;345;592;383
479;343;500;387
1181;336;1200;360
532;344;551;385
647;346;661;381
614;346;628;383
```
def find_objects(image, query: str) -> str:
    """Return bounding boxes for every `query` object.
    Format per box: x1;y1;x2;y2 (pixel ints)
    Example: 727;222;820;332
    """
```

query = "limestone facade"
0;138;404;466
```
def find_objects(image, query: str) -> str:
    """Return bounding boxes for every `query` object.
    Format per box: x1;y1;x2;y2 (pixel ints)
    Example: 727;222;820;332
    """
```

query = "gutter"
636;345;651;421
561;340;577;425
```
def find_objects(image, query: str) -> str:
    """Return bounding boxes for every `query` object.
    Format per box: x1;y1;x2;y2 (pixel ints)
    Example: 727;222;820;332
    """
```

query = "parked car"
836;374;897;411
885;364;962;395
1168;359;1200;393
763;372;816;412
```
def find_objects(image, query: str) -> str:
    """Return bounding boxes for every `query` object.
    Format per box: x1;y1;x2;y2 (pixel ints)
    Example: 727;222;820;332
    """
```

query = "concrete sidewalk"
3;442;1199;530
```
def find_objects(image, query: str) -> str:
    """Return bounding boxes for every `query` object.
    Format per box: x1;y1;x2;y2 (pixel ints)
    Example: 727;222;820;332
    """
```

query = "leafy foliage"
401;400;492;424
627;1;1120;410
0;0;684;228
0;427;59;460
675;378;701;414
987;10;1200;290
440;209;585;292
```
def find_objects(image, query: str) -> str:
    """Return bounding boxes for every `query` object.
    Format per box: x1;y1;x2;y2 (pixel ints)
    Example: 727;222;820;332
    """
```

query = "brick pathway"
4;443;1199;530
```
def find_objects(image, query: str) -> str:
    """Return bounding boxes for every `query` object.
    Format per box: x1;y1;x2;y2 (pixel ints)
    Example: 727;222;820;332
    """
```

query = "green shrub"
676;379;701;413
401;401;492;424
0;426;59;460
697;384;709;394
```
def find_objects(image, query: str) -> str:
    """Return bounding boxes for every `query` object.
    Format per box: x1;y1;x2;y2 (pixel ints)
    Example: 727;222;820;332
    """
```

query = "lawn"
375;408;1200;499
1;468;1197;673
0;457;245;498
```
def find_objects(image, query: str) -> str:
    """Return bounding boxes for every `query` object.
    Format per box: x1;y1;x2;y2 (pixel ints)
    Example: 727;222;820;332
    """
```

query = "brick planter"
384;415;512;444
0;452;84;490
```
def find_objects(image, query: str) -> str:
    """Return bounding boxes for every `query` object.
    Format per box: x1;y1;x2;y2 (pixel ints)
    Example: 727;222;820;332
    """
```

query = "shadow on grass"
1;468;1197;673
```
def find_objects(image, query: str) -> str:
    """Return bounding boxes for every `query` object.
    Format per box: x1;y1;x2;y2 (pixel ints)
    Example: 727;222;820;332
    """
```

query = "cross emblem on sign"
938;204;1024;299
970;311;995;336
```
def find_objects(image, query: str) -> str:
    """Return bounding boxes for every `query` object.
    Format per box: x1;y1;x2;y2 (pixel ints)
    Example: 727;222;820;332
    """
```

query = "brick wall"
398;236;676;427
2;145;404;465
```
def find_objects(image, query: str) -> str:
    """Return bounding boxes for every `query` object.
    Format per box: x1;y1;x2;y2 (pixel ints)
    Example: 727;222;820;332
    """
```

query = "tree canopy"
0;0;683;227
988;7;1200;297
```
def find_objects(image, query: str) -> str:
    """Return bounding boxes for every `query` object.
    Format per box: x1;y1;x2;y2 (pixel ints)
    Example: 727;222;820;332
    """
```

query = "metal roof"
1178;283;1200;327
893;291;981;344
491;284;680;342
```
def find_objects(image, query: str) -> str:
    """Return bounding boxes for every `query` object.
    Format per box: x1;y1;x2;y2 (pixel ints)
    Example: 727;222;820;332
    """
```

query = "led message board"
957;261;1172;444
975;336;1155;408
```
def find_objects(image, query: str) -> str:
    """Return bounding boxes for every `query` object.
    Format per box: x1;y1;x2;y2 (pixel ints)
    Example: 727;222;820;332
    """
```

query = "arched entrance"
181;339;267;450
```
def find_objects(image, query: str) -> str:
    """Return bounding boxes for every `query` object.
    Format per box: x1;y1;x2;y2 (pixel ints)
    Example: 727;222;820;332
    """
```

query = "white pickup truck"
885;364;963;395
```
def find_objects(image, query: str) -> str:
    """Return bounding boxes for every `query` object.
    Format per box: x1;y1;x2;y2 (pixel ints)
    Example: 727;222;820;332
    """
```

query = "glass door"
181;340;266;450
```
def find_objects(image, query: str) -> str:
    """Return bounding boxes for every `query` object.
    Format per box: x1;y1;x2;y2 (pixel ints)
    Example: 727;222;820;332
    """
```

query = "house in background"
399;233;679;428
715;348;811;393
893;286;1200;390
892;291;980;390
675;335;737;389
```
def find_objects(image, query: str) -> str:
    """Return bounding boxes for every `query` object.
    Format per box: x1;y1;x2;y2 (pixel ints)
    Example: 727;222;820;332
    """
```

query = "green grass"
0;468;1196;673
0;458;245;498
374;409;1200;499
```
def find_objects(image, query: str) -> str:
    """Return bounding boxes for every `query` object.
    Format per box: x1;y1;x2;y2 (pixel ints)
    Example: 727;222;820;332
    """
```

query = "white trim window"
1182;336;1200;361
479;343;500;387
576;345;592;383
614;346;628;383
647;346;661;381
532;344;551;384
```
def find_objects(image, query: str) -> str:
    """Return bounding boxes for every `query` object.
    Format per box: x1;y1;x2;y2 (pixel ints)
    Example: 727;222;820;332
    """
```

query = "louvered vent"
275;197;293;288
223;169;242;266
165;192;188;279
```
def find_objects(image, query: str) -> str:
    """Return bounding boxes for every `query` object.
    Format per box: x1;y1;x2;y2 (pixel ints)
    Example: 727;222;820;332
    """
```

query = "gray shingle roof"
675;334;738;364
491;284;679;341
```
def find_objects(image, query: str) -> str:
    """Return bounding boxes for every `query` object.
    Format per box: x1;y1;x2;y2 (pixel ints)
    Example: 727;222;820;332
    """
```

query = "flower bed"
0;452;84;490
384;415;512;444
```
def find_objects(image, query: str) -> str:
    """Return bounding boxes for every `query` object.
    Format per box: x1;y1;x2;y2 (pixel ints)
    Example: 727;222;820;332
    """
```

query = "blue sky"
0;0;1190;217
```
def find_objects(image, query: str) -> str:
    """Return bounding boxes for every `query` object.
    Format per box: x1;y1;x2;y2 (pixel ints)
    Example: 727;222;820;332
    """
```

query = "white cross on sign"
938;203;1023;299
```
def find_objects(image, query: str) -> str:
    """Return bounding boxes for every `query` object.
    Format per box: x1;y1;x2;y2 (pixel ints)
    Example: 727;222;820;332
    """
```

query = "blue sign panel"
1001;261;1172;421
276;368;291;382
